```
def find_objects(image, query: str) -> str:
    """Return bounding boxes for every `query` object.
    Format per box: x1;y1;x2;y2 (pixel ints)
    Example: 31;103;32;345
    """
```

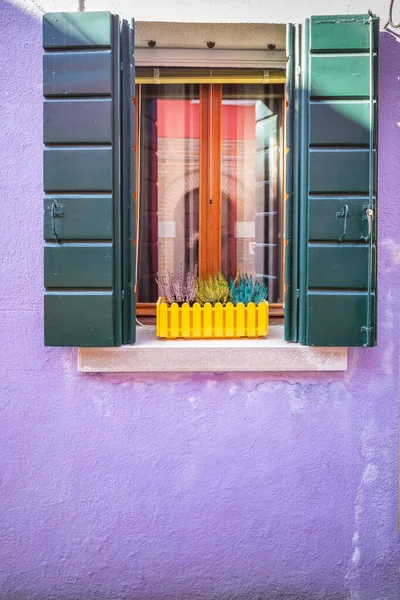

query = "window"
43;12;378;349
135;69;285;317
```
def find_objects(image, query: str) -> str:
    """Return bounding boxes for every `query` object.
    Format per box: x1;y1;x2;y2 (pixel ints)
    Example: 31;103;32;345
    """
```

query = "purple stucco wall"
0;2;399;598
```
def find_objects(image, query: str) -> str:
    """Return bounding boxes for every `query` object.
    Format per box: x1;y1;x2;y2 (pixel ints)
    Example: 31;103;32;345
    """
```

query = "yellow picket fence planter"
156;299;268;339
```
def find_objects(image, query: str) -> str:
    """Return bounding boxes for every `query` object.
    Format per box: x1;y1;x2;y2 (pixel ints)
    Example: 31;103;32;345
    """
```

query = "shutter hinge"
296;66;301;76
121;290;125;300
120;62;124;72
361;325;374;347
296;289;300;298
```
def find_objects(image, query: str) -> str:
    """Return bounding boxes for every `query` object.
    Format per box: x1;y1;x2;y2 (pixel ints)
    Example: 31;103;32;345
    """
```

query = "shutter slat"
306;292;375;347
43;12;112;48
43;12;123;347
44;196;113;240
309;149;371;194
44;148;113;192
309;101;371;145
44;245;113;288
44;293;114;347
307;245;376;289
43;51;112;96
297;13;378;347
310;55;370;97
44;99;112;143
308;197;371;241
309;14;373;52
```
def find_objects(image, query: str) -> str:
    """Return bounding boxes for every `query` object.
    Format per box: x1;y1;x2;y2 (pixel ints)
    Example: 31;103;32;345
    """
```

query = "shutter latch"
335;203;349;242
51;200;64;243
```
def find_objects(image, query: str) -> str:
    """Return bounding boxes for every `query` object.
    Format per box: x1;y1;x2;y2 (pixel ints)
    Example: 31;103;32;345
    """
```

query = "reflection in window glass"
137;80;284;305
221;84;284;303
137;84;200;302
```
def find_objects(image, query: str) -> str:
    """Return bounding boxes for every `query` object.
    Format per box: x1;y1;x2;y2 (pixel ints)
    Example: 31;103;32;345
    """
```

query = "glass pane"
221;84;284;303
138;84;200;303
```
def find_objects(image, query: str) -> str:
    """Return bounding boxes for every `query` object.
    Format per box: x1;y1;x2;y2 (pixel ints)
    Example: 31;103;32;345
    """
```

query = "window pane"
221;84;284;303
138;84;200;302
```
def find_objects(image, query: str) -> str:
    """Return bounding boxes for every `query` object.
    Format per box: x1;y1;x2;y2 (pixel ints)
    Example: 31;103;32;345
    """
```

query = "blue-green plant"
228;274;268;306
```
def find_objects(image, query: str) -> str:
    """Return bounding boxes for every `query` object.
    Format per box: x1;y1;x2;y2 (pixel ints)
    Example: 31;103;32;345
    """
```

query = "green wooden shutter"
120;18;137;344
284;24;301;342
43;12;126;346
295;14;379;347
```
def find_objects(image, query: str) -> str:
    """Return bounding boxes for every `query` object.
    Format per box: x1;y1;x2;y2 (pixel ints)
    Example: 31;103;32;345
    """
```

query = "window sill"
77;325;348;372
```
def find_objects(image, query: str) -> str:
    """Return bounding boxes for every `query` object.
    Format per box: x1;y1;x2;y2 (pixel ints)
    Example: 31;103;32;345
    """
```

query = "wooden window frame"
135;79;285;319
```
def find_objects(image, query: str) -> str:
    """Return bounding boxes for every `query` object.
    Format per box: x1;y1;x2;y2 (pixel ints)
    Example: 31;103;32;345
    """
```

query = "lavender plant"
228;274;268;306
157;265;197;306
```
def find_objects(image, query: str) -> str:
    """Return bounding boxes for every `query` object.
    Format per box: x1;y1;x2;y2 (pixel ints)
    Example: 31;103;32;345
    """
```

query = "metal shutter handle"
51;200;64;243
361;207;373;242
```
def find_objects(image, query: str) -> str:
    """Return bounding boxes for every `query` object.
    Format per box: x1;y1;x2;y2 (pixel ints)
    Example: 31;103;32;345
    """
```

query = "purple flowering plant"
156;264;198;306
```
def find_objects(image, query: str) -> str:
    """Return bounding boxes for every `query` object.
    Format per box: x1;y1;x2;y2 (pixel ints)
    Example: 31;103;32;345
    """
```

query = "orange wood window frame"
199;84;222;278
135;83;285;319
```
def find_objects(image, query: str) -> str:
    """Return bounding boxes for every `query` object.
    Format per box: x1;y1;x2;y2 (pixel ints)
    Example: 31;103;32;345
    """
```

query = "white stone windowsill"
78;325;348;372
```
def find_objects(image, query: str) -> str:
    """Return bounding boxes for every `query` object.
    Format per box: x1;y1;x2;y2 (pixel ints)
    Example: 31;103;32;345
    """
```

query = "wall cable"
384;0;400;29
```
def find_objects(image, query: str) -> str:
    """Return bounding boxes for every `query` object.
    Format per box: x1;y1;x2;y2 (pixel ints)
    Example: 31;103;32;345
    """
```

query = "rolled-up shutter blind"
297;14;379;347
43;12;124;346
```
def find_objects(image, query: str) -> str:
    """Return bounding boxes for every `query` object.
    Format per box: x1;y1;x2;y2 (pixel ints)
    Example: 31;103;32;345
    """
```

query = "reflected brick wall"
157;137;257;278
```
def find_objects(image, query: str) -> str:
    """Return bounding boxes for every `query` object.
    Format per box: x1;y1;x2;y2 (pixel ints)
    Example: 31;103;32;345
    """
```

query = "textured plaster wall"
1;1;400;599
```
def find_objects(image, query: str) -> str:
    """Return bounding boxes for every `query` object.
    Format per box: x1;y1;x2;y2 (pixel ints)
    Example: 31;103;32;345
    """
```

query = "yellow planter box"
156;299;268;339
